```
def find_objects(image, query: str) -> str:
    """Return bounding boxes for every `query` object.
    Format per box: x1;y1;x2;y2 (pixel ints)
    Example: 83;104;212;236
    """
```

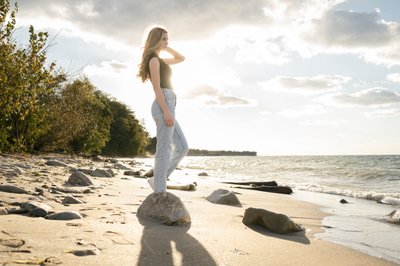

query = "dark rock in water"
46;211;83;220
91;168;113;178
206;189;242;206
62;195;84;204
0;185;30;194
385;210;400;224
144;169;154;177
66;171;94;186
198;172;208;176
234;185;293;194
137;192;191;225
45;160;69;167
242;207;304;234
340;199;349;204
222;181;278;187
20;201;53;217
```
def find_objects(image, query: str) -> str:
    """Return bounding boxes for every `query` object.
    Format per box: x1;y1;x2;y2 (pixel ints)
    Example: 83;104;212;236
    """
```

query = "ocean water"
176;155;400;264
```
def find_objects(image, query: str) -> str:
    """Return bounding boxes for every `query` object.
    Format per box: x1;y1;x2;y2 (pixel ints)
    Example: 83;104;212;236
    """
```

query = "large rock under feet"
137;192;191;225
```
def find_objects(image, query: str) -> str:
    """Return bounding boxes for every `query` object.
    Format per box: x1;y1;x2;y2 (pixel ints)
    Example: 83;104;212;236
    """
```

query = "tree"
38;77;112;154
0;0;65;152
102;99;149;157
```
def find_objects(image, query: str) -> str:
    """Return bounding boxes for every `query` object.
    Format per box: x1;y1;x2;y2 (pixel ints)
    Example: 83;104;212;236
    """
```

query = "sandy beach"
0;154;396;266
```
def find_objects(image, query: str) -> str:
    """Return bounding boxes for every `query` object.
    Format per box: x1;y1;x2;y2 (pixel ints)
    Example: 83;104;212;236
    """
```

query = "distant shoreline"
187;149;257;156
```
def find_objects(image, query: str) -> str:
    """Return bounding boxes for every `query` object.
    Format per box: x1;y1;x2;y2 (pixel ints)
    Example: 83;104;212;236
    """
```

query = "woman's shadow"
137;217;217;266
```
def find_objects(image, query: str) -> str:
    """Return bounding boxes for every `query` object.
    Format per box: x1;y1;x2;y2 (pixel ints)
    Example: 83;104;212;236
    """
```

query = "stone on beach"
0;185;30;194
45;159;69;167
206;189;242;206
385;210;400;224
66;171;94;186
124;170;142;177
137;192;191;225
242;207;304;234
20;201;53;217
46;211;83;220
0;207;7;215
62;195;85;204
91;168;114;178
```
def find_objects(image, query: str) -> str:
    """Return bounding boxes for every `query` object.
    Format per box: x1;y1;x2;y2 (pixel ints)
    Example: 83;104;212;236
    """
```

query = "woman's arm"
163;46;185;65
149;57;174;126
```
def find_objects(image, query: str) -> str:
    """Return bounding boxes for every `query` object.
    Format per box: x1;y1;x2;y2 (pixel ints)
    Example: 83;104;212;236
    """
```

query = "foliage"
0;0;150;156
102;99;149;157
0;0;65;152
38;77;112;154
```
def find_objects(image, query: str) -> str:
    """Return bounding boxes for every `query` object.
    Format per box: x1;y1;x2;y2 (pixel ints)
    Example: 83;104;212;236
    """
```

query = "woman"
137;27;189;192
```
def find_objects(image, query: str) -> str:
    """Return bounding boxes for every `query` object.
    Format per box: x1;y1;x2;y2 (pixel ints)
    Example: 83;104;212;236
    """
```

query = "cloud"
325;87;400;107
365;108;400;118
300;119;346;127
84;60;129;77
260;75;350;94
304;8;400;65
277;104;327;118
13;0;271;45
187;85;256;107
387;73;400;83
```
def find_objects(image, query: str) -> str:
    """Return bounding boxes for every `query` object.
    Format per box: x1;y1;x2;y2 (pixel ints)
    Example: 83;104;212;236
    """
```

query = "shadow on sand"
246;225;311;245
137;218;217;266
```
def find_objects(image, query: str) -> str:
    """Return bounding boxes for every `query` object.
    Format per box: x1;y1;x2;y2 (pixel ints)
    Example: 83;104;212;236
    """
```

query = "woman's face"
159;32;168;50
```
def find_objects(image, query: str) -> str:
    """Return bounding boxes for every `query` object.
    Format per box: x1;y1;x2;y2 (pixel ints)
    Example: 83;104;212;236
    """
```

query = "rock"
45;160;69;167
76;168;94;175
91;168;113;178
20;201;53;217
106;168;116;177
62;195;84;204
242;207;304;234
144;169;154;177
137;192;191;225
167;183;197;191
340;199;349;204
234;185;293;194
46;211;83;220
385;210;400;224
0;207;7;215
198;172;208;176
222;181;278;186
112;163;131;170
124;170;142;176
206;189;241;206
0;185;30;194
66;171;94;186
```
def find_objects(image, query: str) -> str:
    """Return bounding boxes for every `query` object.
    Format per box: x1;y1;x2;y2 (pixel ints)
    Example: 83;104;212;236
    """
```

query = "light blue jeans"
151;89;189;192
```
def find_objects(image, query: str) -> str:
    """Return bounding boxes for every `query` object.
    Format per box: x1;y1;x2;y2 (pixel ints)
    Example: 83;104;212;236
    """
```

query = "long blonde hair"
137;27;167;82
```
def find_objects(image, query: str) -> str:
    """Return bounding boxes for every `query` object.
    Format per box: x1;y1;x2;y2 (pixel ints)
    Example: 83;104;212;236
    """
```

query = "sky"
10;0;400;155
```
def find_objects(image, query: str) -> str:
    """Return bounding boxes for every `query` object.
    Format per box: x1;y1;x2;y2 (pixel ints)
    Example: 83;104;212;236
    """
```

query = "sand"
0;154;396;266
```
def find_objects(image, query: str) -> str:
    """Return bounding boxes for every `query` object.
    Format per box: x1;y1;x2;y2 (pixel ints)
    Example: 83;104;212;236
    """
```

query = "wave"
293;183;400;205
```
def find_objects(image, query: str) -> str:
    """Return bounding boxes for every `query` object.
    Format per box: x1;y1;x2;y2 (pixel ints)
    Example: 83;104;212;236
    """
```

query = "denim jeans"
151;89;189;192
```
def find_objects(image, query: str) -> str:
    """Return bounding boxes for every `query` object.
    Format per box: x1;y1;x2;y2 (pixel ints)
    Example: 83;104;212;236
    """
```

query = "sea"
136;155;400;264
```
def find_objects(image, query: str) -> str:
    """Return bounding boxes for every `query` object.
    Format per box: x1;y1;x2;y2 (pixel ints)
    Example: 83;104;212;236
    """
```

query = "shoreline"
0;154;396;265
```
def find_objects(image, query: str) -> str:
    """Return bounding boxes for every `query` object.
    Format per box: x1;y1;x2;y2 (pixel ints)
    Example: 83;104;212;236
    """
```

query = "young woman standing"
137;27;189;192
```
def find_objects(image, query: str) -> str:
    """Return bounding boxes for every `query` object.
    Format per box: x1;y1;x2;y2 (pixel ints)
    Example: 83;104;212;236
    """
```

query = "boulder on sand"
206;189;242;206
137;192;191;225
66;171;94;186
242;207;303;234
